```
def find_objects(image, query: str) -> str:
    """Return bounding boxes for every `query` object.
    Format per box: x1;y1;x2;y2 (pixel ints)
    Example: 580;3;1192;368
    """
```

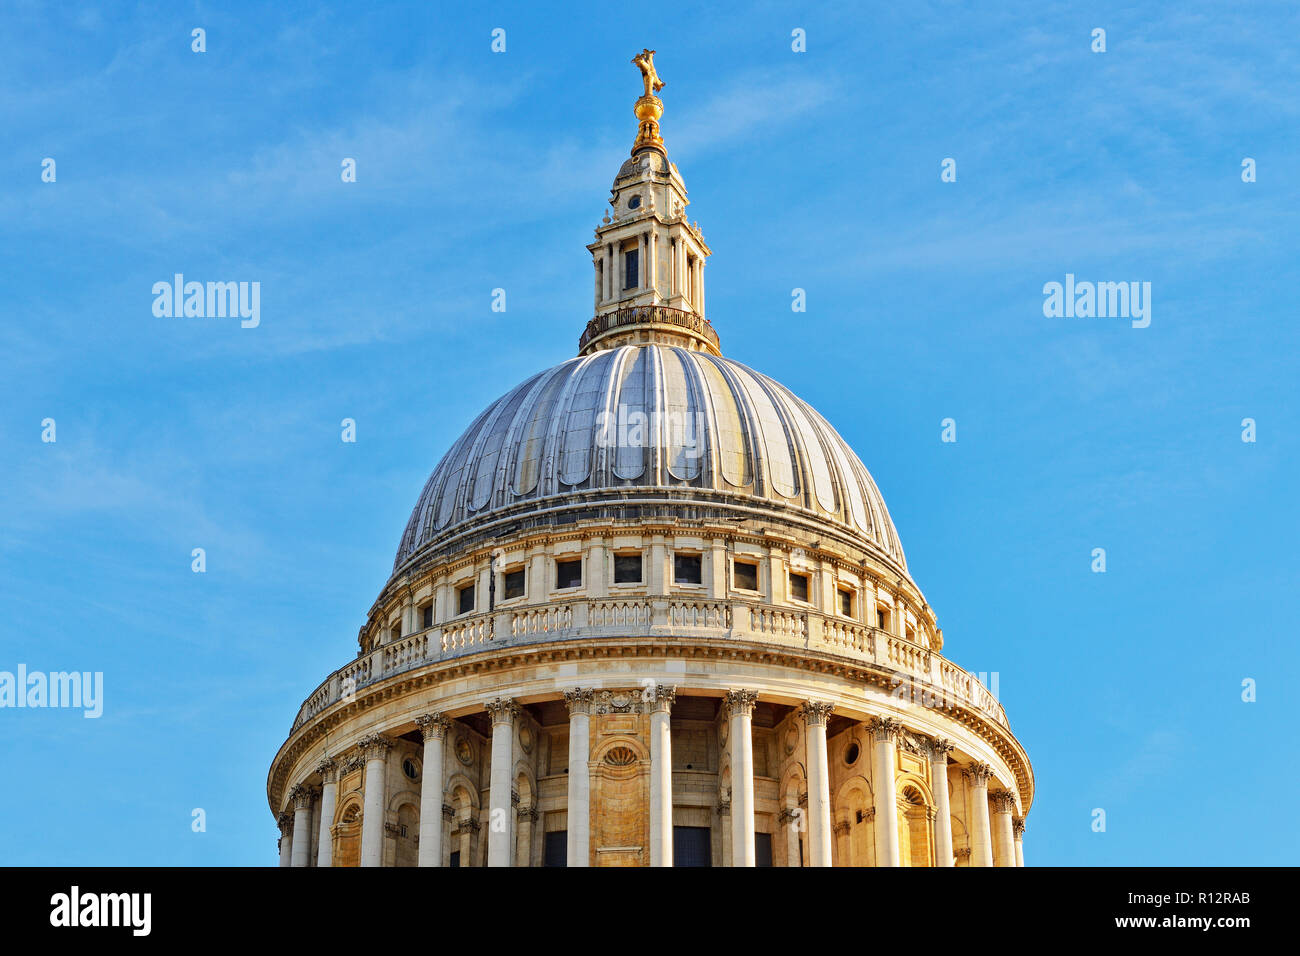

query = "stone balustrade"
288;598;1008;733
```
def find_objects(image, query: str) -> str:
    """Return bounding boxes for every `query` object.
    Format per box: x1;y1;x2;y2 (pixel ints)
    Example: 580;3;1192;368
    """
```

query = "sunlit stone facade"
267;51;1032;868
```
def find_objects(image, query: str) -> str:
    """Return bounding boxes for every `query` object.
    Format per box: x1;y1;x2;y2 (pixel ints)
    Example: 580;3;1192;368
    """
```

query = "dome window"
457;583;475;616
876;606;890;631
788;571;810;603
556;558;583;590
504;568;525;600
673;553;702;585
838;588;854;618
623;243;640;290
614;553;643;584
420;603;433;629
732;559;759;592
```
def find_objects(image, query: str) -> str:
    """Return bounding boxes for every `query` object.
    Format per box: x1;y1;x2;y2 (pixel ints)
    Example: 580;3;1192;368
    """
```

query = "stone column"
698;259;705;318
415;714;450;867
709;538;727;598
485;698;518;867
588;536;608;599
725;689;758;866
779;807;801;867
926;738;955;866
277;812;293;867
800;701;834;867
1013;817;1026;867
669;238;677;297
359;735;392;867
833;821;851;864
649;685;676;867
869;717;901;867
991;789;1017;867
315;758;338;868
516;806;538;867
717;799;731;865
289;784;318;868
648;229;658;296
963;762;995;867
649;534;667;595
564;688;593;866
636;233;646;290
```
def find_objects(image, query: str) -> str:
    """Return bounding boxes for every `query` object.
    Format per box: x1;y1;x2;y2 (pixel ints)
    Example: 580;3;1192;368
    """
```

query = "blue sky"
1;1;1296;865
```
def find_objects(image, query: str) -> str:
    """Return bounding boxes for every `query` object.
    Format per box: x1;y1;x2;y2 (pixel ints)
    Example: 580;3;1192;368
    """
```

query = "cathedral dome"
270;50;1032;872
393;343;907;575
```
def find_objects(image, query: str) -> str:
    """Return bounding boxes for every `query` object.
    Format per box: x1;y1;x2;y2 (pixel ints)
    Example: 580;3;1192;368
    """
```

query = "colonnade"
277;688;1026;868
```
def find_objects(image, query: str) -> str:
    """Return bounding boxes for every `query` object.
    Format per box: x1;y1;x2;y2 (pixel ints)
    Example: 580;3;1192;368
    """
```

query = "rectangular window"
613;553;643;584
421;603;433;629
877;607;889;631
504;568;525;600
390;623;402;641
457;583;475;615
674;553;702;585
624;248;639;289
755;831;773;867
838;588;853;617
789;572;809;603
673;826;712;867
543;831;568;867
449;850;460;868
556;558;583;590
733;560;759;591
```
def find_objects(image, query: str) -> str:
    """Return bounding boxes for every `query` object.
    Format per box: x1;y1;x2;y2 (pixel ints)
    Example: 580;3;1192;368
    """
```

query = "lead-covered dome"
394;344;907;573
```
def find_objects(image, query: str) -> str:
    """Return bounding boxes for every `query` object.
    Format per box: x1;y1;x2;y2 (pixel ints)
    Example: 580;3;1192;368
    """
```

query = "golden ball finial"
631;49;666;155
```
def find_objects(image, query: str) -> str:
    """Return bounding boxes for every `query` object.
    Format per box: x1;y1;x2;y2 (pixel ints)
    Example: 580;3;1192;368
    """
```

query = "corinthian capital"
650;684;677;714
415;713;451;740
485;697;519;725
316;757;339;784
925;737;955;762
289;783;319;810
962;761;994;787
277;811;293;834
563;688;594;715
724;688;758;718
359;734;394;762
1013;817;1026;838
990;789;1017;814
799;700;835;726
867;715;901;742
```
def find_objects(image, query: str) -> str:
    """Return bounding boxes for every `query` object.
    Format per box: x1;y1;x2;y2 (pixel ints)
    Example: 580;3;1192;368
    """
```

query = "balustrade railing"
289;596;1007;732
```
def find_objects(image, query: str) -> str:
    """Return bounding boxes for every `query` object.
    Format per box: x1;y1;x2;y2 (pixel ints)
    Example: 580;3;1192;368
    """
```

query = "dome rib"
393;345;908;573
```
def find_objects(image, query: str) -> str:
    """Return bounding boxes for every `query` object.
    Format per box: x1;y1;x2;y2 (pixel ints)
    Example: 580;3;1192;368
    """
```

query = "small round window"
402;757;421;781
627;195;642;209
844;742;861;766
